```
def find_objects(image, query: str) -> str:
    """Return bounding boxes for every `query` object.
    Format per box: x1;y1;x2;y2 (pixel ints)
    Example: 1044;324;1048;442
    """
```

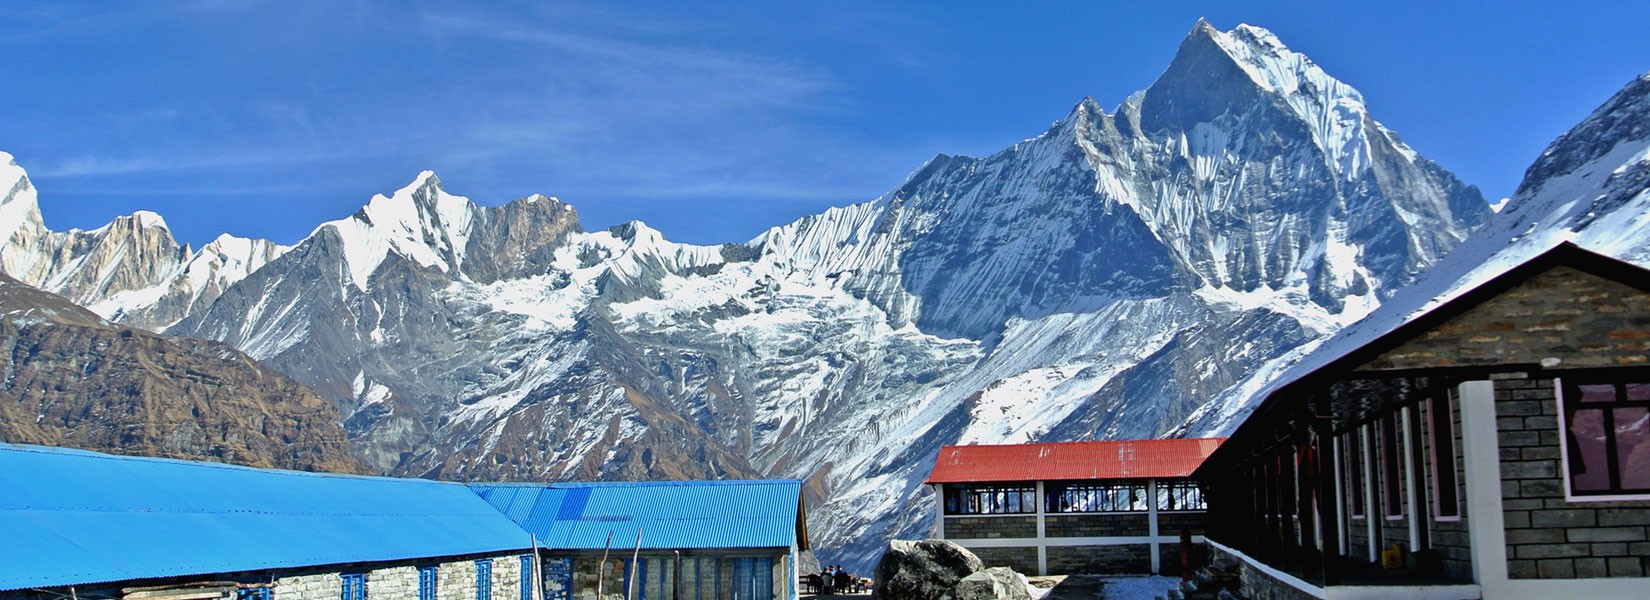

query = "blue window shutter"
237;588;271;600
477;559;493;600
520;555;533;600
341;574;365;600
419;566;438;600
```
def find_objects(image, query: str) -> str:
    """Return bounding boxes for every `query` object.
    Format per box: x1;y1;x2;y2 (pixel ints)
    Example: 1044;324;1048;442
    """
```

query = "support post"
1316;396;1342;586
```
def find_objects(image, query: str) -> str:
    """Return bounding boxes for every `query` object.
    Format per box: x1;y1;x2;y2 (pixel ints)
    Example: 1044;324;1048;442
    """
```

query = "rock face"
0;274;364;473
0;22;1495;570
1182;70;1650;434
952;568;1032;600
872;540;985;600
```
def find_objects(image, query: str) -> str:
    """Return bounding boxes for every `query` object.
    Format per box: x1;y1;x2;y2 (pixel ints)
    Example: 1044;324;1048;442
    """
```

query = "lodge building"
0;445;808;600
471;481;806;600
925;438;1223;576
1195;243;1650;600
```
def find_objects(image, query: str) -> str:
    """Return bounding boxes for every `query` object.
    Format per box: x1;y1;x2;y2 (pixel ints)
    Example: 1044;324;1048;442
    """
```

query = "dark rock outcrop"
872;539;984;600
0;274;365;473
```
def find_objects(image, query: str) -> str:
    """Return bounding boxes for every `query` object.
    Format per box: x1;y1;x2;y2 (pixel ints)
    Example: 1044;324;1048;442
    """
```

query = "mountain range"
8;21;1643;569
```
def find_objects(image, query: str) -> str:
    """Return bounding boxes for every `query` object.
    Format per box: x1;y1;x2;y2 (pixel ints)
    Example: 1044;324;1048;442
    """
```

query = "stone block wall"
1156;540;1207;576
1358;264;1650;372
943;516;1036;539
967;547;1038;576
262;553;524;600
1043;514;1148;537
1156;512;1206;537
1045;545;1148;574
1496;377;1650;579
1205;543;1317;600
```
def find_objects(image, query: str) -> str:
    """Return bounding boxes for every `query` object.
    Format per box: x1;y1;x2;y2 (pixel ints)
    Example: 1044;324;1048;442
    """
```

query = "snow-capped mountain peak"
324;171;479;290
1146;21;1386;179
0;151;41;243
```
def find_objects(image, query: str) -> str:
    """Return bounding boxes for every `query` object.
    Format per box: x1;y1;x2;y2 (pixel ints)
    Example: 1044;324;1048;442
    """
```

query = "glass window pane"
1626;383;1650;402
1615;407;1650;490
1578;384;1617;403
1569;409;1612;492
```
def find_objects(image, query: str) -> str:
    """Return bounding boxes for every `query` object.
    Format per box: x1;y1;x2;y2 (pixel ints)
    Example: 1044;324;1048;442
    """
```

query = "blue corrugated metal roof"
0;444;533;592
469;480;803;551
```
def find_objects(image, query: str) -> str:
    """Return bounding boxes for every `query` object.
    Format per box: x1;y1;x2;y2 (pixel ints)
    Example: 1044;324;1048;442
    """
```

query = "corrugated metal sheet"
0;444;533;592
469;480;802;551
925;438;1226;484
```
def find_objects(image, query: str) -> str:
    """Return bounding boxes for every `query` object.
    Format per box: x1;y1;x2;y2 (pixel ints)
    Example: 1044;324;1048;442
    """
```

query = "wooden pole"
597;531;614;600
627;529;644;600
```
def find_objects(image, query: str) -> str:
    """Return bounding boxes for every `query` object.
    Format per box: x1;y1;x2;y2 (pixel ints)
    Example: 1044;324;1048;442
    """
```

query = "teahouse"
0;444;537;600
470;481;807;600
926;438;1223;575
0;445;809;600
1196;243;1650;600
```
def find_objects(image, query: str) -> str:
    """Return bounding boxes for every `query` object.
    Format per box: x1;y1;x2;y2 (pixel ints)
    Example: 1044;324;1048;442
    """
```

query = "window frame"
340;573;366;600
476;559;493;600
1379;414;1404;520
1044;479;1152;513
1428;393;1462;521
1345;428;1365;519
418;566;438;600
1154;479;1206;512
941;482;1038;515
1557;376;1650;502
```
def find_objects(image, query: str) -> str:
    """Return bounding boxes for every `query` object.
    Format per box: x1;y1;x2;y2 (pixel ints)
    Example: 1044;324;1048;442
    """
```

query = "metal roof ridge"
0;442;469;486
938;437;1227;449
470;479;802;488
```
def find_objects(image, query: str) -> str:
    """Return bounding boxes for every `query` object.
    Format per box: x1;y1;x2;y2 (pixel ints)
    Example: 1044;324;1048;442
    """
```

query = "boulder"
953;567;1032;600
871;539;984;600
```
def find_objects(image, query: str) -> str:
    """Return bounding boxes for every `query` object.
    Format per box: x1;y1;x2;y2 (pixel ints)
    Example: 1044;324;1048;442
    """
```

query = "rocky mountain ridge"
0;273;364;473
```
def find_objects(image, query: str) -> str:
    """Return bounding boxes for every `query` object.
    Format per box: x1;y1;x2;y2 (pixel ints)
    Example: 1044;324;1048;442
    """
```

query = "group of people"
810;565;867;595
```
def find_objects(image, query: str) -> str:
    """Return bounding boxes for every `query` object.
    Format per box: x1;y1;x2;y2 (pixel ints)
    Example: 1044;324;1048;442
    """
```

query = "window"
1560;378;1650;498
1380;414;1403;519
1429;394;1461;519
1155;480;1205;511
476;559;493;600
341;574;366;600
942;483;1037;514
519;555;534;600
728;557;772;600
1045;480;1150;513
238;588;271;600
419;567;437;600
1346;429;1365;518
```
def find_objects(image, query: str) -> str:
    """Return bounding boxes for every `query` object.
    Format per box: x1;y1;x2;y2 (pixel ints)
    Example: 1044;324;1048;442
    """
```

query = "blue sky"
4;2;1649;247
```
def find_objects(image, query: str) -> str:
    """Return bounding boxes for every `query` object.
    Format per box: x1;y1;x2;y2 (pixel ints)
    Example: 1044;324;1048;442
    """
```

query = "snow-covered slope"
1183;71;1650;436
0;152;286;330
4;22;1494;570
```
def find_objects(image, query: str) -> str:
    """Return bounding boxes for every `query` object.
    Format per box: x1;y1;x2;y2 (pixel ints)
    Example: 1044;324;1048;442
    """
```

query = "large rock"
872;539;984;600
953;568;1032;600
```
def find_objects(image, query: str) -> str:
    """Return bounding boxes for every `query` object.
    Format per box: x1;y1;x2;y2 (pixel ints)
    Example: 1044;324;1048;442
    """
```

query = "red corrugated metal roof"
926;438;1226;484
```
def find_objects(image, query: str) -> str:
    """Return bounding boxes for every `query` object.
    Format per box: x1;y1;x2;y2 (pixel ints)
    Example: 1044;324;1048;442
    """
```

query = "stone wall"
943;516;1037;539
261;553;524;600
1157;540;1207;576
967;547;1038;576
1357;264;1650;372
1045;545;1149;575
1043;514;1148;537
1496;377;1650;579
1205;543;1318;600
1156;512;1206;537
